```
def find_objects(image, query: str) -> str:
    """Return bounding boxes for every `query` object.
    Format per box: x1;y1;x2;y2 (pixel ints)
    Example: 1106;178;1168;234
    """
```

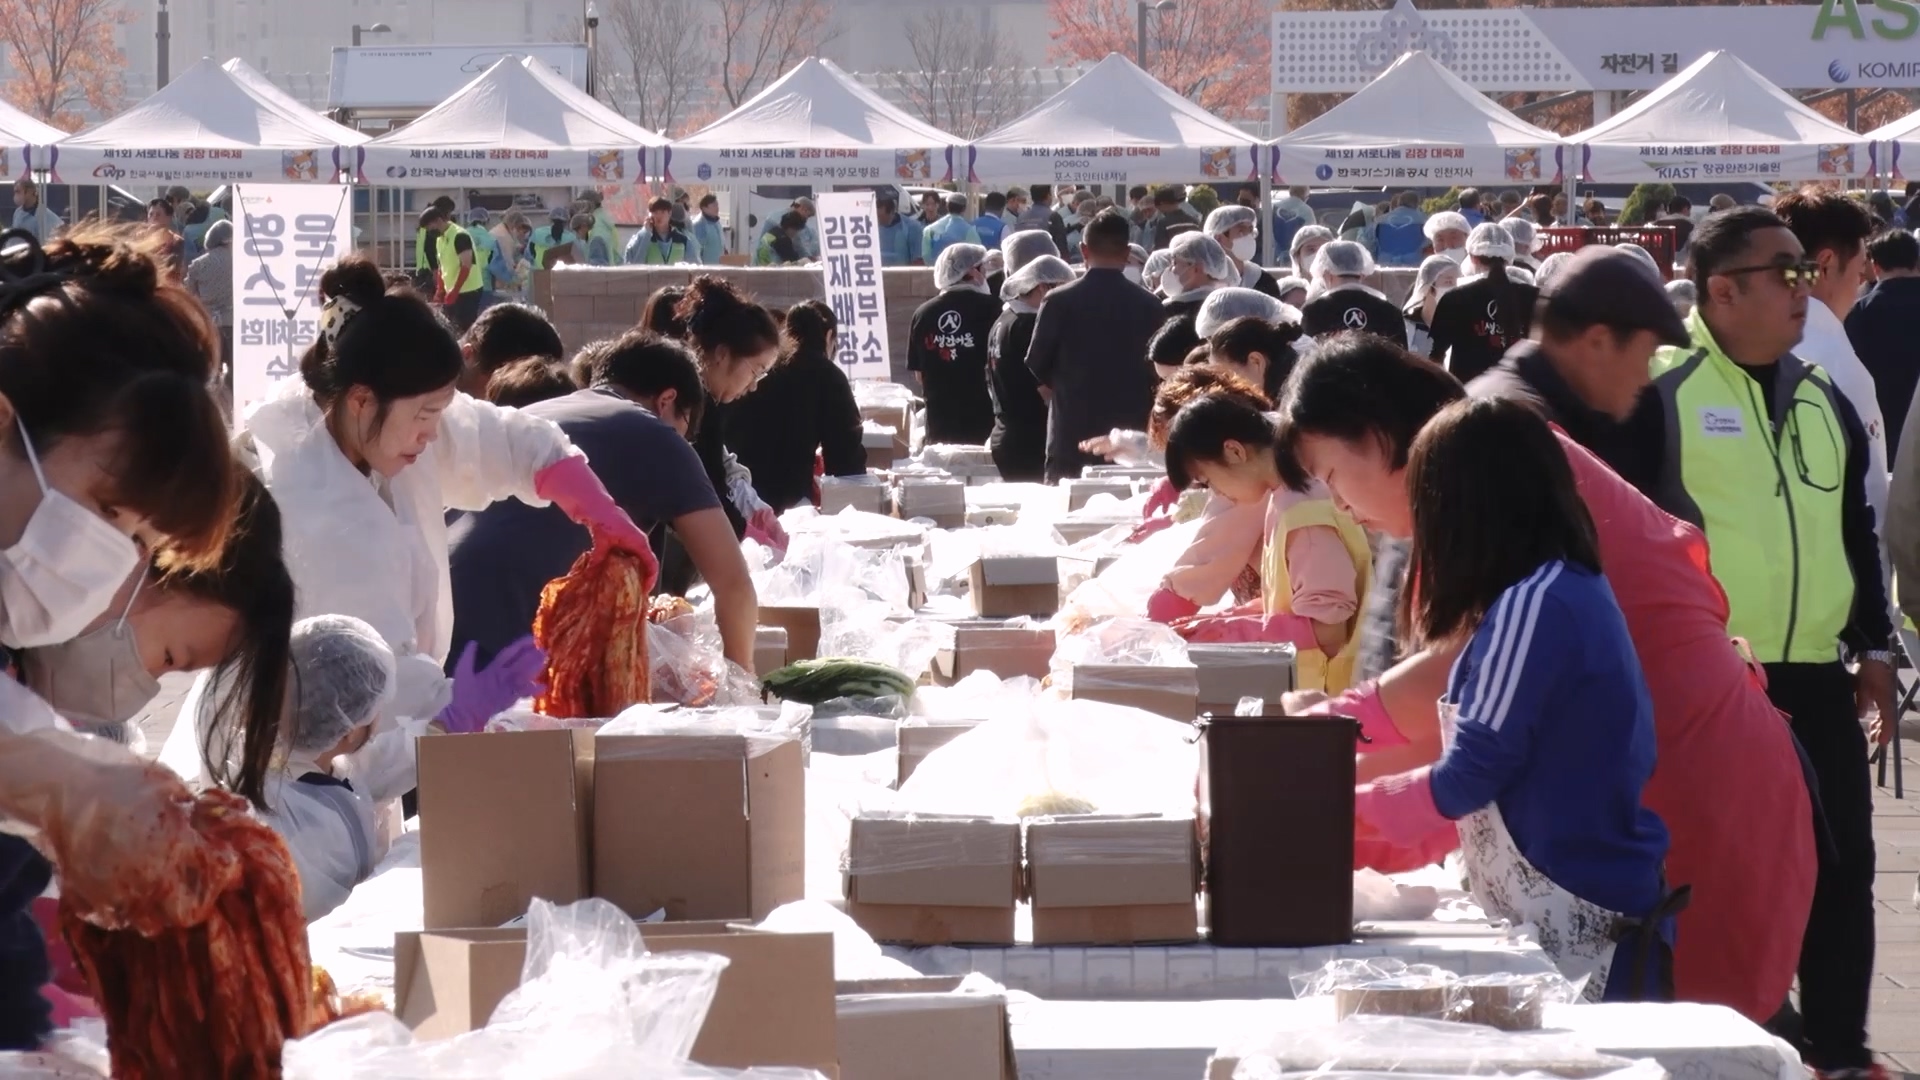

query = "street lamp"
584;3;600;98
1136;0;1177;73
352;22;392;47
156;0;171;89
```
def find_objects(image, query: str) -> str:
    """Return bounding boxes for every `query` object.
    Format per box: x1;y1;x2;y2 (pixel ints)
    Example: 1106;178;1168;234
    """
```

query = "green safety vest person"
430;212;484;330
582;193;621;265
462;210;510;292
413;197;457;282
754;211;806;267
624;197;693;265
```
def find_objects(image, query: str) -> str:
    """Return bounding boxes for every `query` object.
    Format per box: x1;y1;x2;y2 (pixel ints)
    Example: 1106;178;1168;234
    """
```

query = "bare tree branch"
603;0;709;133
715;0;839;109
893;9;1030;138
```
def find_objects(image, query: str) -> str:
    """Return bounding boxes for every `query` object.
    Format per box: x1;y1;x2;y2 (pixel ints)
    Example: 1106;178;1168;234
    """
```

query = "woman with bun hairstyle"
1204;315;1305;401
724;300;866;512
0;221;246;1051
674;276;786;548
204;255;655;810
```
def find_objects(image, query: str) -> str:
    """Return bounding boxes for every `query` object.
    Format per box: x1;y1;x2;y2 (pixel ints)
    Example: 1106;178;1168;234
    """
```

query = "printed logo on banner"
1818;144;1855;175
896;150;933;182
590;150;624;181
697;163;712;180
1505;148;1543;181
1200;147;1237;179
1315;164;1334;181
282;151;321;182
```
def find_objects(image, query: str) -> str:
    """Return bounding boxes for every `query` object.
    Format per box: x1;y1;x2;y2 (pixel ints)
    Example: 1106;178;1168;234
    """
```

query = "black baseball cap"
1541;247;1691;348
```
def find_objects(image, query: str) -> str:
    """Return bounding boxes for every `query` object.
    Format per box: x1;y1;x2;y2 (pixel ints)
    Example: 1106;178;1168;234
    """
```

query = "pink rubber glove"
1173;612;1321;650
1355;766;1449;845
1142;477;1179;519
747;506;789;553
1301;681;1409;750
1128;514;1175;544
1356;819;1460;873
1146;586;1201;623
440;637;548;734
535;455;658;587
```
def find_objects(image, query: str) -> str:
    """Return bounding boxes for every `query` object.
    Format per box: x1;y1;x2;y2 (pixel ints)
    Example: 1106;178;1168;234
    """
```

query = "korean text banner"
1577;140;1868;183
966;143;1265;186
1273;143;1561;187
662;146;956;186
231;184;353;418
816;192;891;382
354;145;644;187
41;146;350;186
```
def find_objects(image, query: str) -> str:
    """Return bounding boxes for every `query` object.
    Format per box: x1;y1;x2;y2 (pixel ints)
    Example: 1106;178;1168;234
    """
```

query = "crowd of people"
5;172;1920;1080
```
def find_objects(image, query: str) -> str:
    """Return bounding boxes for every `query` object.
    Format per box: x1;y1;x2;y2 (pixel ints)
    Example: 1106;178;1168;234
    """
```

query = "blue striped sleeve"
1430;562;1568;820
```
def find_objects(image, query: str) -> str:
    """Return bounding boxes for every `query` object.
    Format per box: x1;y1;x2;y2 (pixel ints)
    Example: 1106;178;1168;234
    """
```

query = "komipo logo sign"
1815;0;1920;82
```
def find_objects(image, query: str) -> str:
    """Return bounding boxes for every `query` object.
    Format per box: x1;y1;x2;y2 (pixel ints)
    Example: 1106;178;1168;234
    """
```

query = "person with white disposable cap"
1665;278;1696;321
1205;205;1281;299
1300;240;1406;346
1534;250;1577;291
988;254;1074;481
1195;286;1291;339
1001;228;1060;274
1126;243;1149;287
1615;242;1664;283
1273;274;1309;309
1142;249;1177;296
1163;232;1235;319
1427;221;1538;382
1424;211;1471;266
259;614;399;921
1403;254;1461;357
907;242;1001;444
1290;224;1334;278
1505;217;1542;272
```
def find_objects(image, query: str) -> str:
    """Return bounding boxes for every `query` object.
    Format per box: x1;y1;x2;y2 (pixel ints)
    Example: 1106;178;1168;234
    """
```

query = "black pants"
1767;660;1876;1071
448;290;484;333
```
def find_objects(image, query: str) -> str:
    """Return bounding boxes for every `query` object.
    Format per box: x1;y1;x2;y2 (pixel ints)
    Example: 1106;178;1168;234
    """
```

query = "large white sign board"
232;184;353;418
815;192;891;382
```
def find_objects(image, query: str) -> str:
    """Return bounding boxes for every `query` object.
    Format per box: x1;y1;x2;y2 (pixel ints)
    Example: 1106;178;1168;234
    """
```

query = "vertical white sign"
232;184;354;418
815;192;892;381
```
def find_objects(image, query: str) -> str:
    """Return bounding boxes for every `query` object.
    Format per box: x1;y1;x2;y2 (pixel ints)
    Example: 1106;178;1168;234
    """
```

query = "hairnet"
1666;279;1697;303
1272;275;1309;299
1001;229;1060;276
203;219;232;251
1534;250;1577;291
1504;217;1539;254
1423;211;1470;241
1466;222;1516;261
1002;254;1076;301
1410;254;1459;307
1169;232;1234;283
1309;239;1375;281
1143;249;1177;293
1615;242;1663;282
1204;204;1257;239
934;243;989;290
1128;243;1149;267
288;615;397;756
1195;287;1290;338
1289;225;1334;264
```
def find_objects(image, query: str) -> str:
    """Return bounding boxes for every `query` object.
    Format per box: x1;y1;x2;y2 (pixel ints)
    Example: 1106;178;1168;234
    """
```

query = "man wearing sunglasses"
1652;205;1894;1080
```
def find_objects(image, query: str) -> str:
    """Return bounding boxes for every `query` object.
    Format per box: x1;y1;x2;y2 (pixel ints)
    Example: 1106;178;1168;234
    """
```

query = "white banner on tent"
967;143;1262;187
662;146;954;186
231;184;353;418
356;145;642;187
816;192;890;382
1274;143;1560;187
45;146;342;186
1577;140;1867;183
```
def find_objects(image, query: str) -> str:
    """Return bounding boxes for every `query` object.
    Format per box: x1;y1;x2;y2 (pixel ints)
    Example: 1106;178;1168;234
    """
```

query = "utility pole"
156;0;171;89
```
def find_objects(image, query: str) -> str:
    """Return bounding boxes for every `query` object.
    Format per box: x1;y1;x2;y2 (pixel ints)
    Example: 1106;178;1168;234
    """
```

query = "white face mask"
0;419;143;648
23;571;159;728
1439;248;1468;265
1124;266;1145;286
1230;235;1258;263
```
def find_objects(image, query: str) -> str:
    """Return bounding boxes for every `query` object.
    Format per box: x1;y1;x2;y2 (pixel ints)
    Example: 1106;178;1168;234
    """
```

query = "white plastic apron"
1441;703;1620;1002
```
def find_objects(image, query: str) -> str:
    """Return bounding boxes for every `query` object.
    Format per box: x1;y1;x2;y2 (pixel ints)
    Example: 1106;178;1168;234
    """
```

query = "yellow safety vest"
1260;497;1373;694
436;229;482;296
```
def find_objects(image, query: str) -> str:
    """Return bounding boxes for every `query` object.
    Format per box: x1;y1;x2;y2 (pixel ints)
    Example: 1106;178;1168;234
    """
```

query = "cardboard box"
1026;816;1200;945
1188;643;1297;715
761;605;822;661
821;475;890;516
1053;517;1132;546
952;621;1055;681
968;556;1060;618
843;815;1021;946
1066;663;1200;722
864;426;901;471
896;719;983;787
418;729;594;929
1082;465;1164;482
893;478;966;529
1062;477;1134;512
755;625;790;676
837;976;1016;1080
594;731;804;921
861;403;913;459
395;922;838;1074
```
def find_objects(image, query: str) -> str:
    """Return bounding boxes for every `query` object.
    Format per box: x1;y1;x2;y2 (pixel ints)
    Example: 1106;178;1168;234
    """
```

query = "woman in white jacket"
164;257;651;803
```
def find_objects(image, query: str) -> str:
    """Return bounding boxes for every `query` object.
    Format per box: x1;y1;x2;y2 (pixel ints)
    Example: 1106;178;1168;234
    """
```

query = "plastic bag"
819;603;955;682
284;898;779;1079
1056;518;1204;629
756;533;914;614
1289;959;1582;1032
755;900;919;981
1223;1015;1635;1079
1352;869;1442;923
598;701;812;759
647;615;761;708
1049;617;1190;680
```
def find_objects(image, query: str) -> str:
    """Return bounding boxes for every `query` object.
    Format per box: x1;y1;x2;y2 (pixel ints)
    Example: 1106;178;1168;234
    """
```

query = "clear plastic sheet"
756;532;916;614
1290;959;1582;1032
596;702;810;760
820;603;955;682
1050;617;1191;677
843;811;1022;875
910;671;1048;722
754;899;920;981
282;898;773;1078
649;612;763;709
1024;814;1196;865
905;444;998;472
1222;1015;1636;1078
1056;519;1205;629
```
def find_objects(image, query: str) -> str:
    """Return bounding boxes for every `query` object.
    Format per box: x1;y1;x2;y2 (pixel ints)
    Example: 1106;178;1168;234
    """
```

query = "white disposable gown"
259;765;382;921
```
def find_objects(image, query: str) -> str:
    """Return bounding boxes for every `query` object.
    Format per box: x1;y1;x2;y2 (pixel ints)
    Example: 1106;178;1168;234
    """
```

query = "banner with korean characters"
815;192;891;382
230;184;353;418
661;146;957;186
353;145;644;187
965;143;1265;186
1273;142;1564;187
37;146;354;186
1576;140;1868;183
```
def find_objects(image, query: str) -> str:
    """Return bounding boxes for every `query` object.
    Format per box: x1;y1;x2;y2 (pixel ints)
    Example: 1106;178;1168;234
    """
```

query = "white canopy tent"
1572;50;1868;183
221;58;354;136
1272;51;1566;189
35;58;362;185
968;53;1264;188
1865;109;1920;182
661;57;964;189
0;100;64;184
358;56;663;187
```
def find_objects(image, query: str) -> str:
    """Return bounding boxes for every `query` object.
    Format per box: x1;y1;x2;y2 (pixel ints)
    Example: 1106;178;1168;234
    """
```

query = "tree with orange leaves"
1048;0;1272;121
0;0;131;131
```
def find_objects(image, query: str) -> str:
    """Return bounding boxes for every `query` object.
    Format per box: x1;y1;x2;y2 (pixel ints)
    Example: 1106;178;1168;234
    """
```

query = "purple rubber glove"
535;455;658;587
439;637;548;734
1173;611;1321;650
1301;681;1409;750
1355;767;1449;845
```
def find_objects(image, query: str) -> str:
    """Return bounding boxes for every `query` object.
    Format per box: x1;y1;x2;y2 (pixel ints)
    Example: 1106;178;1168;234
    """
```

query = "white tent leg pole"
1259;169;1273;268
1563;170;1577;227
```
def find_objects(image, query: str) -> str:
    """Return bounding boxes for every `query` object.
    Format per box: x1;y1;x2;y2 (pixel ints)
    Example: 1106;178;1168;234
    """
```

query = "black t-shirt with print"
1428;275;1539;383
1301;288;1409;346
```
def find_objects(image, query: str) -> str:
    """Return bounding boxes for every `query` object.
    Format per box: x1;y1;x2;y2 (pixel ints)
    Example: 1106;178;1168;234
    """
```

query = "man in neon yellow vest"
623;197;693;265
413;195;457;291
579;190;621;265
428;206;483;331
1649;205;1892;1076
